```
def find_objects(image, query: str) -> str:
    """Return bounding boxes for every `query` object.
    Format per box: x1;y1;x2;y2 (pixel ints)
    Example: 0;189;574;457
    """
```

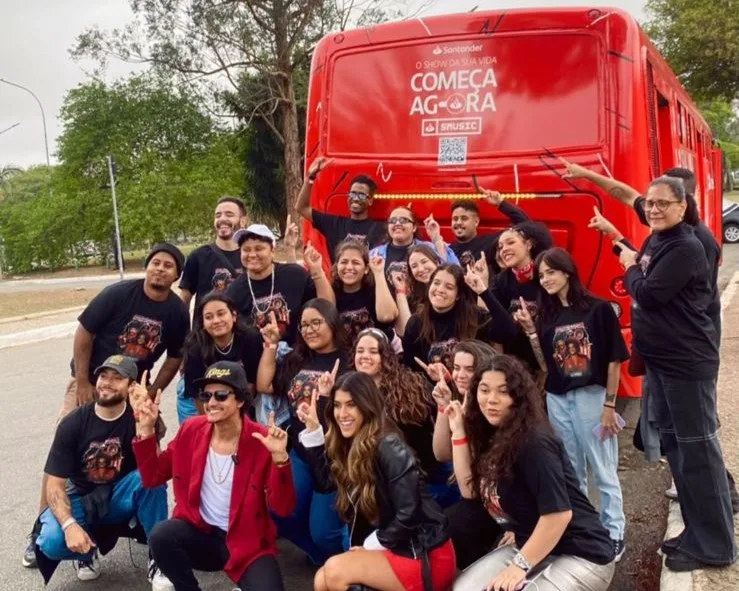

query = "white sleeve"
298;426;326;448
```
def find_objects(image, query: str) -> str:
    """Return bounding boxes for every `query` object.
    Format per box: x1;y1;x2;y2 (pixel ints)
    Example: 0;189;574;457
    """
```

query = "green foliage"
698;99;739;169
645;0;739;102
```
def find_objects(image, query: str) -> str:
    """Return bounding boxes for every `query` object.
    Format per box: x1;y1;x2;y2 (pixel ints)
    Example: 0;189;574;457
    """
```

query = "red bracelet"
452;437;469;446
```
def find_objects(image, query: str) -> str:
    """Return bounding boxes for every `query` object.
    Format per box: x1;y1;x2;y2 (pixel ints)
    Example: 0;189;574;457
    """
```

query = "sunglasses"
349;191;370;201
198;390;235;403
388;216;413;225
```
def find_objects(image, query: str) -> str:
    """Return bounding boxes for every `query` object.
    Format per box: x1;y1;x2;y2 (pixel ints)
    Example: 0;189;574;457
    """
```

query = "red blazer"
133;415;296;582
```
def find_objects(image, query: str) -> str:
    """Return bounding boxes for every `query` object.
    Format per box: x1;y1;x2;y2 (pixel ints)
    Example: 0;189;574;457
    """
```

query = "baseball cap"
94;355;139;380
145;243;185;276
235;224;277;247
193;361;248;395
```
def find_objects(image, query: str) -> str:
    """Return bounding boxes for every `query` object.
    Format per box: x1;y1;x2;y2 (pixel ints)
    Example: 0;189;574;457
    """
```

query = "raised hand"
559;157;590;179
260;311;281;345
308;156;331;179
130;369;149;418
317;359;340;397
137;389;161;434
431;372;453;411
424;214;442;243
473;251;490;286
252;411;289;460
445;400;466;438
588;206;619;238
369;255;385;276
390;270;409;294
284;214;299;249
303;241;324;274
296;390;321;433
414;356;452;383
464;265;487;295
512;296;536;334
478;185;503;207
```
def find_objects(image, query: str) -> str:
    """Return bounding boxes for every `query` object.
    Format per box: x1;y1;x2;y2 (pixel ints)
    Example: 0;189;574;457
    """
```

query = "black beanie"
145;243;185;276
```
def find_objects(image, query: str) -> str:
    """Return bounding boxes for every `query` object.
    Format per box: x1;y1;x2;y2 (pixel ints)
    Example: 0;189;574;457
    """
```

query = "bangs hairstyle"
349;329;431;426
498;221;554;262
325;372;397;524
406;244;442;307
417;264;480;344
332;240;374;292
534;247;595;326
464;355;549;493
274;298;350;399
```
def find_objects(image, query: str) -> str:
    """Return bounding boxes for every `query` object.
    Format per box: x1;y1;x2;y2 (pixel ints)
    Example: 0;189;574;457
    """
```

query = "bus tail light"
610;276;628;297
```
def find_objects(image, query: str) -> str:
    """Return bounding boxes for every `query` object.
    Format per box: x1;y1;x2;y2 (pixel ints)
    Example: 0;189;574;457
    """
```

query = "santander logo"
432;44;483;56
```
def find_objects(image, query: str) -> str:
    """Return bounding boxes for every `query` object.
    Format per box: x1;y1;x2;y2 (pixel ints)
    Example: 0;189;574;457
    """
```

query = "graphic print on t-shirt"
287;369;323;411
82;436;124;484
639;253;651;274
252;293;290;337
386;261;409;290
211;267;239;292
481;478;511;523
339;307;373;341
117;315;163;359
552;322;592;378
458;250;475;269
428;338;459;371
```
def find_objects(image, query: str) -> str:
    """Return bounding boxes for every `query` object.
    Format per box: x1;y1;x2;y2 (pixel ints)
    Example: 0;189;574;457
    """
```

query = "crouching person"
35;355;169;587
134;361;296;591
450;355;615;591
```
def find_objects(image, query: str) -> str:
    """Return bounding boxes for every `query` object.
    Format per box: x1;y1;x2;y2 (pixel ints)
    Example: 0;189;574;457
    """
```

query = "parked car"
723;199;739;244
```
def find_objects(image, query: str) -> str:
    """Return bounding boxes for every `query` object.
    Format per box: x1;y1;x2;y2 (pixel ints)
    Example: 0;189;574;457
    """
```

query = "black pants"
148;518;285;591
445;498;503;570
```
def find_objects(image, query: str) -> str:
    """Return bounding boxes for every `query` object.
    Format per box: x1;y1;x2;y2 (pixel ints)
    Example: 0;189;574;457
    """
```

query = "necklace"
215;336;235;356
208;447;235;485
247;265;275;315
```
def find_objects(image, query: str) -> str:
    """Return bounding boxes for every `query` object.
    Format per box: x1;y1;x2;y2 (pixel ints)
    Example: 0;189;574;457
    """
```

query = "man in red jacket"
133;361;296;591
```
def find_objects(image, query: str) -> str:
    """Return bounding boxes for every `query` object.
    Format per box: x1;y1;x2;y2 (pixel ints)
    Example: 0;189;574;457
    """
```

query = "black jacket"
304;433;449;559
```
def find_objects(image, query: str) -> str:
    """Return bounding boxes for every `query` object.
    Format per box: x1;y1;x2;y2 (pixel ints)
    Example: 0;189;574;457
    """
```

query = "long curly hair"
331;240;374;293
464;355;549;496
349;329;431;426
274;298;350;398
417;264;480;344
406;244;441;311
534;247;596;327
325;372;397;524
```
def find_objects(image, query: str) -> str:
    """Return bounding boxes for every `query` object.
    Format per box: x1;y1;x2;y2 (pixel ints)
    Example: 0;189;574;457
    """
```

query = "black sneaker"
21;534;37;568
613;539;625;562
75;550;101;581
661;532;684;556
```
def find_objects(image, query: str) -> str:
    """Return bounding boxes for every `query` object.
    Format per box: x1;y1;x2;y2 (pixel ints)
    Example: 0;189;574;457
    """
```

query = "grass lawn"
726;191;739;203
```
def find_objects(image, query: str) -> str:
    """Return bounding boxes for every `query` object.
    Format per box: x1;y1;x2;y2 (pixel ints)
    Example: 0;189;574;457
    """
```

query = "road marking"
0;321;77;350
721;271;739;311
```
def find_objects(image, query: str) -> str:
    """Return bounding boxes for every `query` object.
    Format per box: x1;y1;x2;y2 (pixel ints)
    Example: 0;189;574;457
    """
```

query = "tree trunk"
280;74;303;222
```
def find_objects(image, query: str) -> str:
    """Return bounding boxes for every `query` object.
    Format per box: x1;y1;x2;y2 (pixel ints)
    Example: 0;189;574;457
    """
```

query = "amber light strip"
373;193;563;200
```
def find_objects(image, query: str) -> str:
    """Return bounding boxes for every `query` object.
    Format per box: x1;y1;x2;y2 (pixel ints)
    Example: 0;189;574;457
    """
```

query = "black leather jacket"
304;433;449;558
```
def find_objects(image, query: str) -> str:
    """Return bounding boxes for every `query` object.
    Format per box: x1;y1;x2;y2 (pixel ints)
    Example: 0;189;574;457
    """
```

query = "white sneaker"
665;481;678;500
148;559;175;591
75;550;101;581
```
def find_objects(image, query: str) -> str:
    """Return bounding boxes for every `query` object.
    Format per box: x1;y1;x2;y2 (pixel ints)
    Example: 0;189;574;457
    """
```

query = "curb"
0;272;145;286
0;306;85;325
0;321;77;350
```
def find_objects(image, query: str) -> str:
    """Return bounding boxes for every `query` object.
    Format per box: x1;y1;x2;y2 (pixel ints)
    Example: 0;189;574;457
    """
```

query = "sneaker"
664;482;678;500
148;559;175;591
21;533;37;568
75;550;101;581
613;539;626;562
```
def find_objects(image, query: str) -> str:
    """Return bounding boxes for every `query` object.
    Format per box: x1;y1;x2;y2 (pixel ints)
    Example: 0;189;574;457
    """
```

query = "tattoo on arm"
608;185;636;204
529;337;549;373
48;487;72;524
605;392;617;405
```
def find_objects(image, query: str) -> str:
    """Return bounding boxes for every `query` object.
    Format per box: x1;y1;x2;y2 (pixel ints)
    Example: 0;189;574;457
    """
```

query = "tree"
72;0;432;222
645;0;739;102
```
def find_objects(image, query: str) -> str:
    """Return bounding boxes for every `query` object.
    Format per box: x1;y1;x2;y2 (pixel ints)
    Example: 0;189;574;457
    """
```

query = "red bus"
303;6;722;397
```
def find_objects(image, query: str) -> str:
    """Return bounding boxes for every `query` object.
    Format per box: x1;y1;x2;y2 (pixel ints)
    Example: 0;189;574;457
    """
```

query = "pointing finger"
331;358;340;379
154;389;162;406
268;411;275;428
413;356;429;372
139;369;149;387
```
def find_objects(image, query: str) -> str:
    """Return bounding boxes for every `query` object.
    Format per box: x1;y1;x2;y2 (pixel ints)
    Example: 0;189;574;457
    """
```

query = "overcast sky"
0;0;645;168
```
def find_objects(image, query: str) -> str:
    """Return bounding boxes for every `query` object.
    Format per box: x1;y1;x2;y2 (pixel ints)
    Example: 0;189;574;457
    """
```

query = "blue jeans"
546;385;625;540
427;462;461;509
271;449;344;565
647;367;736;565
176;376;199;425
37;470;168;561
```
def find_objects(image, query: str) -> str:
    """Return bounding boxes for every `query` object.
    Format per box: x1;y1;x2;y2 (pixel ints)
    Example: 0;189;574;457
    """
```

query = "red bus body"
303;7;722;397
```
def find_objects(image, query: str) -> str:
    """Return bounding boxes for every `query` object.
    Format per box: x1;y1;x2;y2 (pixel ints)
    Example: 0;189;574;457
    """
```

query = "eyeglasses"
643;199;680;211
299;318;325;333
349;191;370;201
388;216;413;225
198;390;235;402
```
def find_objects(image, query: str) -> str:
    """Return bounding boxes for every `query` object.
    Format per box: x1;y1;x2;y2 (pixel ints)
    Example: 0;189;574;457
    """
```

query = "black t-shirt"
540;299;629;395
45;403;137;495
183;328;264;398
179;244;243;309
384;242;413;294
226;263;317;346
626;223;718;379
634;197;721;322
335;288;393;342
312;210;386;261
73;279;190;384
486;428;613;565
490;272;541;370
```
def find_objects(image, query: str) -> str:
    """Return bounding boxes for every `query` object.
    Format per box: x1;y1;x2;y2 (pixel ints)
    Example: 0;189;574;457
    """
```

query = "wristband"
62;517;77;532
273;456;291;467
310;273;323;280
603;403;616;409
452;437;468;446
263;341;277;350
511;551;531;573
396;289;407;296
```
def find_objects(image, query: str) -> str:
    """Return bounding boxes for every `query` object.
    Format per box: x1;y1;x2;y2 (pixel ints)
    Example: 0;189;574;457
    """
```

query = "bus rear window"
326;33;601;161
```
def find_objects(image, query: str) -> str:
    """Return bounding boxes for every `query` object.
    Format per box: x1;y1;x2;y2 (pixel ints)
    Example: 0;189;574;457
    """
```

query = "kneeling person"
135;361;296;591
36;355;169;587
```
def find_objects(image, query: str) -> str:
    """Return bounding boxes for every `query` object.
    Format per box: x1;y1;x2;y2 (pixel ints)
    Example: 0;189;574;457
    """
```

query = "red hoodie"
133;415;296;582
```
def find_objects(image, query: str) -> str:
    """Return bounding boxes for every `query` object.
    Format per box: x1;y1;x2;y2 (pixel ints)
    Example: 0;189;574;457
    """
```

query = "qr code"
438;137;467;166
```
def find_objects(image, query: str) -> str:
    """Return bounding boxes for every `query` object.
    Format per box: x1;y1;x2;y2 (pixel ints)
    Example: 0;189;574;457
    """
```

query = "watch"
511;551;531;573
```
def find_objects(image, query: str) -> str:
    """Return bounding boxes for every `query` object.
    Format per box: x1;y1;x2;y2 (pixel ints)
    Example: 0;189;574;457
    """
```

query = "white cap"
235;224;277;246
